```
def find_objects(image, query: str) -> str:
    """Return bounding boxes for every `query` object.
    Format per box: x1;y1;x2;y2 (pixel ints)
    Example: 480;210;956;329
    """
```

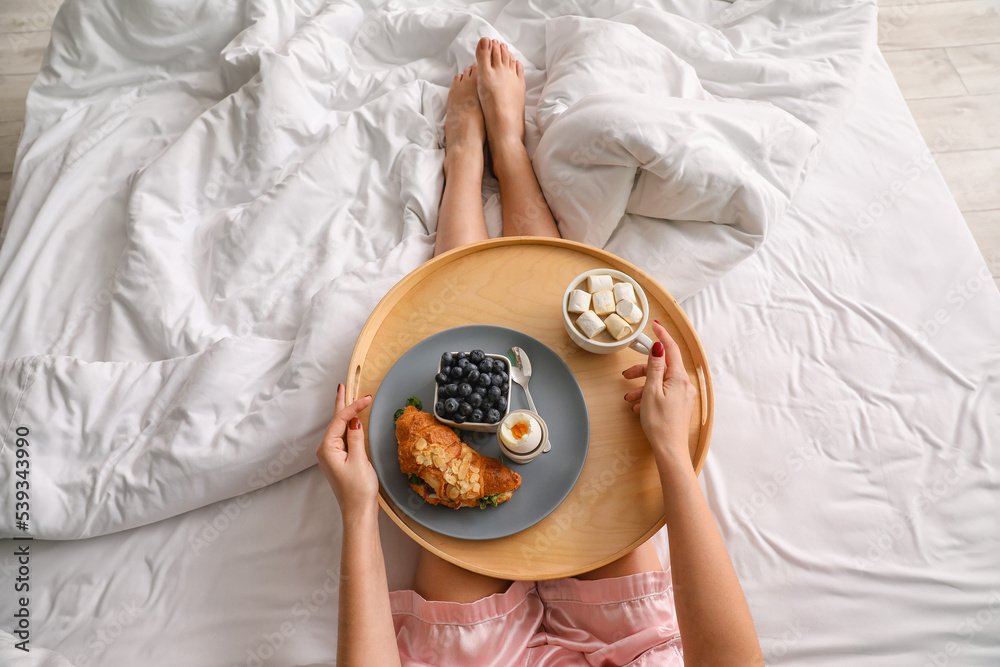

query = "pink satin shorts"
390;569;683;666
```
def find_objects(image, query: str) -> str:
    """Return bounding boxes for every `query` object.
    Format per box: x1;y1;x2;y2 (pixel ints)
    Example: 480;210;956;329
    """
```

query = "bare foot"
475;37;525;151
444;64;486;175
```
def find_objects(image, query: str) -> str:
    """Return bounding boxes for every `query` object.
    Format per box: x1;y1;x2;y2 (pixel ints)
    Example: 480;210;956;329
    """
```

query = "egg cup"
497;409;549;464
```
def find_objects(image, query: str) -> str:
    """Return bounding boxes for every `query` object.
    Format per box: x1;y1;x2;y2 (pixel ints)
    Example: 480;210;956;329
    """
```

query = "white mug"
562;269;653;355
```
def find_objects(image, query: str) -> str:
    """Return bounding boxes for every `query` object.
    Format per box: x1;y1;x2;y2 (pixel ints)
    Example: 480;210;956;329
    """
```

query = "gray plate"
369;325;589;540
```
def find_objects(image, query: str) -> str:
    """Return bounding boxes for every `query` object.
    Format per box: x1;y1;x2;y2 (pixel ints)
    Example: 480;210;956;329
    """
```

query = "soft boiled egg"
497;410;549;464
499;412;542;453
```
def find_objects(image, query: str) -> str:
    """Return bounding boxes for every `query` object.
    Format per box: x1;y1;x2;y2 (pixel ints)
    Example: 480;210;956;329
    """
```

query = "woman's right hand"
622;320;697;469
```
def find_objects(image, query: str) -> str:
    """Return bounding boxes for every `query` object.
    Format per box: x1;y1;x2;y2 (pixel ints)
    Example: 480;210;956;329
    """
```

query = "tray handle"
696;366;707;426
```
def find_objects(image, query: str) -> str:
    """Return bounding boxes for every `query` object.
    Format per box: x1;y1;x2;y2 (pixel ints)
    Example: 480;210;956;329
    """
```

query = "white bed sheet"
0;0;874;541
3;6;1000;667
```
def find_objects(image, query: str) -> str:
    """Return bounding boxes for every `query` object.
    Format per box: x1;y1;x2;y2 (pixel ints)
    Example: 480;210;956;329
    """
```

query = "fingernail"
654;319;661;326
652;342;664;358
364;394;372;400
349;418;362;430
338;383;344;392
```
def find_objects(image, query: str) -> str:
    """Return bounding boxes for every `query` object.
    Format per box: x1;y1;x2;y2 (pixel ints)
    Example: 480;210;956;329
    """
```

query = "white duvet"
0;0;874;540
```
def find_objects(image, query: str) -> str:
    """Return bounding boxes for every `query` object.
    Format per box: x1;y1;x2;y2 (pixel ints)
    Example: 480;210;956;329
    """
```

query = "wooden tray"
347;237;713;580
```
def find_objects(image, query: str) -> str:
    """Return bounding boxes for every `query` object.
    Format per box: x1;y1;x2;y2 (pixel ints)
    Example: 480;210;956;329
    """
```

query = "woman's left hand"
316;384;378;518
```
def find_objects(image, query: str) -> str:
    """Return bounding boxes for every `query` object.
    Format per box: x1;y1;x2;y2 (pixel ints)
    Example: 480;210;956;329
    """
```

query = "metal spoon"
506;346;552;453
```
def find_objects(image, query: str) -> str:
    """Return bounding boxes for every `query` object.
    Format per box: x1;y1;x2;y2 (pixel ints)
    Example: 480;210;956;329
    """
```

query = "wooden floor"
0;1;997;290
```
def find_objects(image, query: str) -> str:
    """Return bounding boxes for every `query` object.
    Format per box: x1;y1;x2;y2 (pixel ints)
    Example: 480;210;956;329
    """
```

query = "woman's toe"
477;38;491;68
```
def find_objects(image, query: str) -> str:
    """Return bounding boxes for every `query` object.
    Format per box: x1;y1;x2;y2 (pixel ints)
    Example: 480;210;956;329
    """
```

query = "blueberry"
456;351;467;360
468;393;483;408
469;349;485;365
478;358;494;374
469;409;484;423
441;352;454;367
457;358;469;369
442;383;458;398
472;385;487;396
450;366;464;379
452;413;467;424
466;368;480;384
486;408;501;423
444;397;459;413
496;396;507;413
435;400;445;415
493;358;507;373
487;385;502;402
491;373;504;387
457;382;473;398
477;373;492;387
480;397;494;410
458;401;473;417
499;371;509;384
435;372;449;385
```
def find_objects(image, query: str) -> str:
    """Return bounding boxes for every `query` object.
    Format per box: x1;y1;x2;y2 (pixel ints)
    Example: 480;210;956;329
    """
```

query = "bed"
2;0;998;665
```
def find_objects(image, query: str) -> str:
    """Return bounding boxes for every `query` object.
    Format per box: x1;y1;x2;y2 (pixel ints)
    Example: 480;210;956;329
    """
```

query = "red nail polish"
654;319;661;326
652;342;664;358
349;418;362;430
364;394;372;400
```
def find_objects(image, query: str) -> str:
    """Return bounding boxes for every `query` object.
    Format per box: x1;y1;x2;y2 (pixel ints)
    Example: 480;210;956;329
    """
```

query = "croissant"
396;406;522;509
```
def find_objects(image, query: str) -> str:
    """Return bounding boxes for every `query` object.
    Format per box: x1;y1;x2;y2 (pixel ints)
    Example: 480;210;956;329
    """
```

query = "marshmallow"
616;299;643;325
604;313;633;341
587;274;614;293
575;310;606;339
613;282;637;305
592;290;616;316
567;289;591;314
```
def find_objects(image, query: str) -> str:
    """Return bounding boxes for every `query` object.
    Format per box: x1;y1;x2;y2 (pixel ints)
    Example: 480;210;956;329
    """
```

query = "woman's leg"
412;548;513;603
575;540;663;580
475;38;561;239
435;65;490;256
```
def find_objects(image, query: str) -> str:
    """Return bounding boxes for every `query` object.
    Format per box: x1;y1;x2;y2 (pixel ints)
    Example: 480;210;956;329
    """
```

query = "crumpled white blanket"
0;0;874;539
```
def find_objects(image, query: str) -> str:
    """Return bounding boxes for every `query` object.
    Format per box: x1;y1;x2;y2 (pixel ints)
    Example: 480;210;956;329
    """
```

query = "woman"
315;38;764;666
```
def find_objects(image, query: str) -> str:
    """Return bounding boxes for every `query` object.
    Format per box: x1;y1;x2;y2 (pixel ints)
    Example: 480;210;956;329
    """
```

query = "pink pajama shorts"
390;570;683;666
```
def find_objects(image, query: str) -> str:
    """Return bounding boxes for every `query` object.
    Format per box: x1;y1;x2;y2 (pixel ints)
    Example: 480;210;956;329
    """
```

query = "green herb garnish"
478;493;502;510
408;473;423;485
394;396;424;422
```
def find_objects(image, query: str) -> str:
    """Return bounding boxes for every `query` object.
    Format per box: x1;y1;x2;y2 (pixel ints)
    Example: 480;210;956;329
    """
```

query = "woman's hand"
316;384;378;519
622;320;697;469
